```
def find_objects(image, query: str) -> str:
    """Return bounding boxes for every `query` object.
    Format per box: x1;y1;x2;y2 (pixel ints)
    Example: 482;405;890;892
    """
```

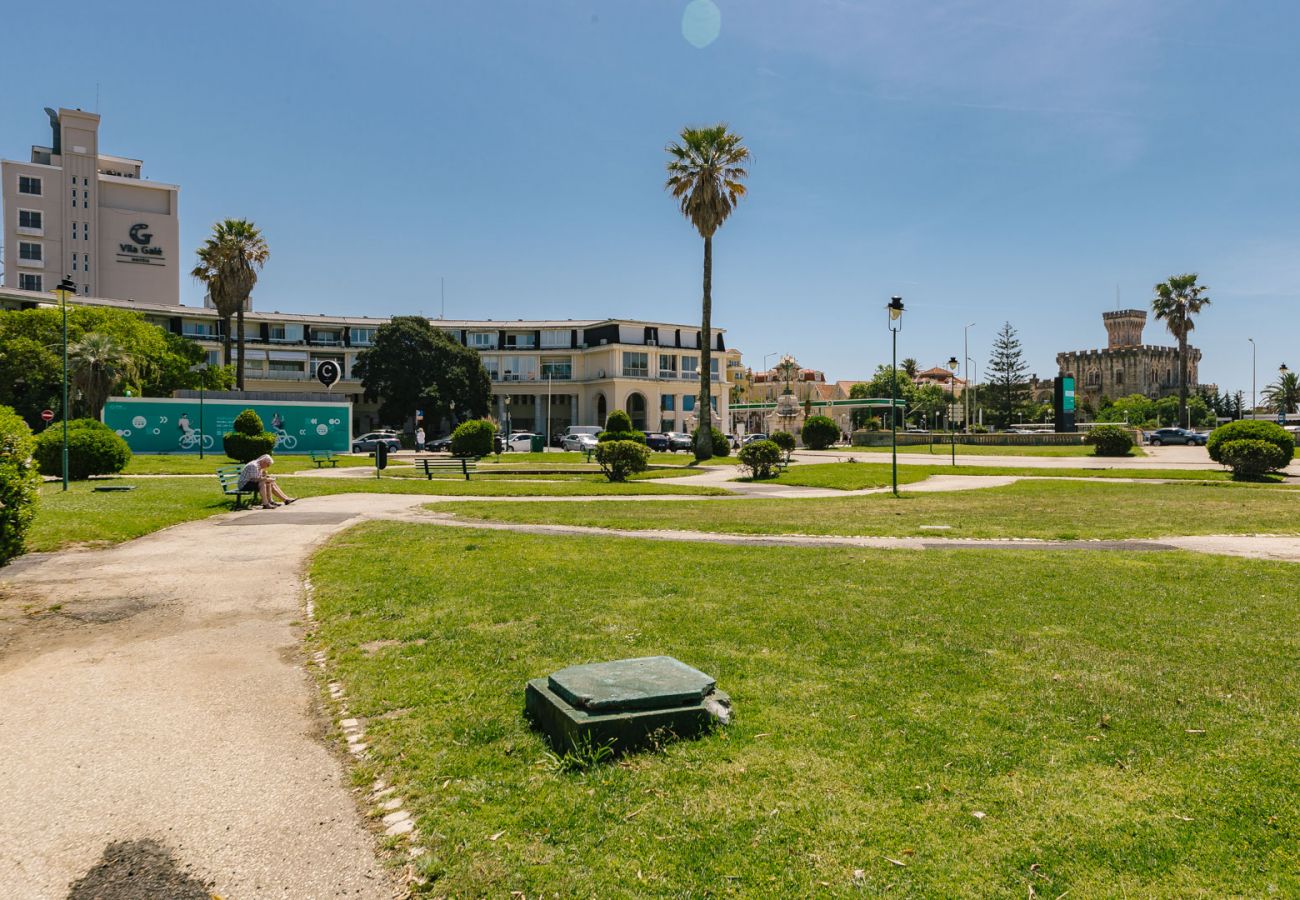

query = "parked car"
741;433;769;446
644;432;670;452
506;432;539;452
1146;427;1207;446
562;433;598;452
427;436;453;452
352;431;402;454
666;432;693;452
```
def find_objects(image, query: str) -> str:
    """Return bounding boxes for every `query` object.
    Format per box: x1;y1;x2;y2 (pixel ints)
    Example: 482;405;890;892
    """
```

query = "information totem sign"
1053;375;1076;433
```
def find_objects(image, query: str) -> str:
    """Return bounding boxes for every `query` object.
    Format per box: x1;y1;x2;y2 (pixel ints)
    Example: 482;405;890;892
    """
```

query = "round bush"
738;439;782;479
450;419;495;458
222;431;278;463
800;415;839;450
1085;424;1134;457
593;439;651;482
604;410;634;433
233;409;266;435
597;429;646;444
0;406;40;565
1207;420;1294;465
770;431;796;454
34;423;131;480
1218;439;1289;480
691;426;730;458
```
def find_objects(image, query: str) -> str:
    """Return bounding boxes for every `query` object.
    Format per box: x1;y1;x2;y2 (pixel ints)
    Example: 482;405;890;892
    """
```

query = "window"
183;321;213;337
682;357;699;379
269;325;287;341
18;273;41;291
349;327;376;345
482;356;500;380
661;395;675;411
540;329;569;349
711;359;720;381
71;223;77;240
659;354;677;377
72;253;78;265
468;331;496;349
83;223;88;238
83;254;90;272
710;396;718;412
18;242;42;261
541;357;572;380
268;360;305;373
499;355;538;381
83;177;88;186
505;332;536;349
622;351;649;377
683;394;696;412
18;209;42;230
18;175;41;195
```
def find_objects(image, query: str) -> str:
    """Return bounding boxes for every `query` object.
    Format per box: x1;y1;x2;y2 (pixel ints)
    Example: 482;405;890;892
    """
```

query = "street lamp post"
189;363;209;459
947;356;959;466
1248;338;1256;420
887;297;905;496
1281;364;1291;423
963;323;975;432
503;395;512;452
52;276;77;491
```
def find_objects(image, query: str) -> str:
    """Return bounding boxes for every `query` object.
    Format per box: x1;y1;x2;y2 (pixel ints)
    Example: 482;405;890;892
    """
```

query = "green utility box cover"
530;433;545;452
525;656;729;755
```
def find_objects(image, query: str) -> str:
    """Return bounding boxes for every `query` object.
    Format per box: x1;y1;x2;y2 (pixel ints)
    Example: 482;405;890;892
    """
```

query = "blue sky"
6;0;1298;394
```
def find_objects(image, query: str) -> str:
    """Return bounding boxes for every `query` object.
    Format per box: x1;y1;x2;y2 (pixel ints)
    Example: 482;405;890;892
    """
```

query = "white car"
561;433;598;452
506;432;538;452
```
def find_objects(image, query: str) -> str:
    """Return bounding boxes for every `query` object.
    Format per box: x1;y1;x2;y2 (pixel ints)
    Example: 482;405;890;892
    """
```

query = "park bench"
415;456;478;481
217;465;258;508
310;449;338;468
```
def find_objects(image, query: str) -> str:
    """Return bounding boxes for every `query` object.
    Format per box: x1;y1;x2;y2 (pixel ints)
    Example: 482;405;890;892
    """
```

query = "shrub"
34;421;131;480
451;419;495;458
597;409;645;444
770;431;796;454
692;426;730;458
738;439;783;479
1218;439;1289;480
593;439;650;482
1085;424;1134;457
223;408;278;462
970;424;990;434
605;410;634;433
232;408;265;435
800;415;839;450
1207;420;1294;465
0;406;40;565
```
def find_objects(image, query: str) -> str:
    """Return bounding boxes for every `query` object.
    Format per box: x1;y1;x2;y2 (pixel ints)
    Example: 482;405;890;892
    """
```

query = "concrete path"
0;493;432;899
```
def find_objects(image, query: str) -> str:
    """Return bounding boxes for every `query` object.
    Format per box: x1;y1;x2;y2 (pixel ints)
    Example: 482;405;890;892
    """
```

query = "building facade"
3;108;179;304
1056;309;1198;412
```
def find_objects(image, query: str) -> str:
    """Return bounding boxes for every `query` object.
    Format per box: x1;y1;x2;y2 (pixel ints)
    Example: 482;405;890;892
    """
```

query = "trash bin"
530;434;545;453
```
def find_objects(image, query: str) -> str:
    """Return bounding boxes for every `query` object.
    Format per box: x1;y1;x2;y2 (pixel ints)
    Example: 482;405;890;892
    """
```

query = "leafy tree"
1152;273;1211;428
900;358;919;378
191;219;269;389
665;124;750;459
854;366;916;428
909;383;947;428
985;322;1028;429
1263;370;1300;415
352;316;491;427
68;332;136;419
800;415;839;450
0;406;40;565
1097;394;1157;426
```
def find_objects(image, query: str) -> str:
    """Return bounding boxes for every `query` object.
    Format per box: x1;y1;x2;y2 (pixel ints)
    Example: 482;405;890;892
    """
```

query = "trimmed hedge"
593;440;651;482
739;439;782;479
598;409;646;444
1207;420;1294;465
223;408;278;463
770;431;796;454
801;415;839;450
1218;439;1289;480
0;406;40;565
451;419;495;458
692;426;730;458
34;420;132;480
1085;424;1134;457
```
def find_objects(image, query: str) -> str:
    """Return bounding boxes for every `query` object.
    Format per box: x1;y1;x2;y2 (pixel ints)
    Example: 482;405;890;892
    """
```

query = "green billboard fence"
103;397;352;455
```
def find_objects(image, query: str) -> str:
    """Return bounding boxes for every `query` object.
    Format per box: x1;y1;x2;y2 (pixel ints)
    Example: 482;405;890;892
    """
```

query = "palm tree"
69;332;135;418
1152;273;1210;429
1263;370;1300;414
191;219;269;389
665;125;750;459
901;357;919;378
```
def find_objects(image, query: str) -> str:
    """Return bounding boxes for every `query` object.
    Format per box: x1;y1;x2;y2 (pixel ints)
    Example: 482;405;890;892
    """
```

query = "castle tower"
1102;309;1146;348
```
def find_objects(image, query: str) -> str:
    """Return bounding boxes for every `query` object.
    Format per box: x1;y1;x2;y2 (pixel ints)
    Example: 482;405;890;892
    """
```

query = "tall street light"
189;362;209;459
1281;363;1291;423
1248;338;1256;419
887;297;905;496
963;322;976;432
52;276;77;491
947;356;959;466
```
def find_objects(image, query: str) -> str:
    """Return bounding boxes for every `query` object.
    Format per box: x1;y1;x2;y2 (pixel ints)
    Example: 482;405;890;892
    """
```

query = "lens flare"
682;0;721;49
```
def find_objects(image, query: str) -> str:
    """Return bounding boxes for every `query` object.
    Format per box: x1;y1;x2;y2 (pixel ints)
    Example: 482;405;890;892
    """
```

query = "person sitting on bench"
239;454;297;510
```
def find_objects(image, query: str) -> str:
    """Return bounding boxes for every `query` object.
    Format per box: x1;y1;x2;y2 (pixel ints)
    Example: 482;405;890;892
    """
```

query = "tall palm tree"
666;125;750;460
191;219;269;389
901;357;919;379
1263;370;1300;415
69;332;135;419
1152;273;1210;429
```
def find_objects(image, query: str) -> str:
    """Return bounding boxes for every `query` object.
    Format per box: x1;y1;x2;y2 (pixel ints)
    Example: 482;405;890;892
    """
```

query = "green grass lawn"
444;479;1300;541
122;453;384;475
384;467;689;482
486;451;740;466
822;443;1138;457
310;524;1300;897
770;462;1243;491
23;476;724;553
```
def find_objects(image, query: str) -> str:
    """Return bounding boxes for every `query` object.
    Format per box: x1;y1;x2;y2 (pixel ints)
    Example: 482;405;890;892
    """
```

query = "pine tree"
986;321;1028;429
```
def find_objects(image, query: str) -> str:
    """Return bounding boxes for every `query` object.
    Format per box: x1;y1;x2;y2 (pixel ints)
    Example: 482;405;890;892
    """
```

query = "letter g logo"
129;223;153;245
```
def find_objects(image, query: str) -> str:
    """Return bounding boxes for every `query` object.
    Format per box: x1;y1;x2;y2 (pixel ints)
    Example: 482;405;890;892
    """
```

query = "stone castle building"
1057;309;1199;411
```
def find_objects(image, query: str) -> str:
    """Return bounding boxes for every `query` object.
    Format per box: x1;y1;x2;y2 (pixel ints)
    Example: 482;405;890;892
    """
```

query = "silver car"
562;433;598;452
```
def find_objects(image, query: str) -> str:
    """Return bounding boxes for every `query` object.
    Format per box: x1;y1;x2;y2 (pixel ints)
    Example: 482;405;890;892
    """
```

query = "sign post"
40;409;54;426
1053;376;1076;433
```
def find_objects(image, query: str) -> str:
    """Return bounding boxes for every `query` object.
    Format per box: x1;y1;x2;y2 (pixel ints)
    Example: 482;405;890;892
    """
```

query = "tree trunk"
236;303;246;390
221;314;233;368
696;234;713;460
1178;331;1188;428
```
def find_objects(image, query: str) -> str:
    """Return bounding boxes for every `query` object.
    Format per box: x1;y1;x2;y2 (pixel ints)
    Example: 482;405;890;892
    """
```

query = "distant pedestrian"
415;426;426;452
239;454;296;510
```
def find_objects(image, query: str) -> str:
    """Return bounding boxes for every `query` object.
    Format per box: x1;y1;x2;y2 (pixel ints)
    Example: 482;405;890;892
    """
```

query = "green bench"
310;450;339;468
217;465;258;508
415;457;478;481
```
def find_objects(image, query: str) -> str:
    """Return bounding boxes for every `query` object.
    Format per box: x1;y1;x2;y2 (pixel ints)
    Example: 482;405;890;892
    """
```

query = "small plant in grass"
691;426;730;458
800;415;838;450
33;419;131;480
450;419;495;458
222;408;277;462
1085;424;1135;456
597;409;646;445
0;406;40;565
541;735;616;774
594;440;651;482
1207;420;1294;465
770;431;796;455
738;439;783;479
1218;439;1289;480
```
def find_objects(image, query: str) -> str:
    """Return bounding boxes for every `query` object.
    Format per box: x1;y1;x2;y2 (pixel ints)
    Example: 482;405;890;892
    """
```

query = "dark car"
428;436;453;452
1147;427;1206;446
352;431;402;454
644;432;670;452
666;432;693;452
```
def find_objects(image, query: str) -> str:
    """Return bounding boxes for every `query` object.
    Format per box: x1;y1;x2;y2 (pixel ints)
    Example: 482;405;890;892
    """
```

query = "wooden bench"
415;457;478;481
310;450;338;468
217;465;258;508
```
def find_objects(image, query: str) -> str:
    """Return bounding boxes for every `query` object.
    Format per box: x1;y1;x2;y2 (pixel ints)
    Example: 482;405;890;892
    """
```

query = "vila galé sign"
116;222;166;265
